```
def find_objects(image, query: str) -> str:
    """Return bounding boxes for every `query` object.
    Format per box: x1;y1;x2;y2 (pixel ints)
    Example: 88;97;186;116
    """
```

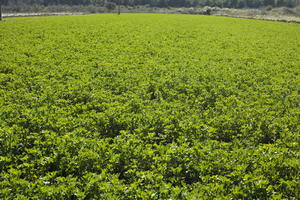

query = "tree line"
0;0;299;9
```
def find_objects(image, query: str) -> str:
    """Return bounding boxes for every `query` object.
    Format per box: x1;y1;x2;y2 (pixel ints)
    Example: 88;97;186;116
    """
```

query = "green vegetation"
0;14;299;199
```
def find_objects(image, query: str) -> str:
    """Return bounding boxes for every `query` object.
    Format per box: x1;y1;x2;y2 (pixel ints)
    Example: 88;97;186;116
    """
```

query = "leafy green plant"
0;14;299;199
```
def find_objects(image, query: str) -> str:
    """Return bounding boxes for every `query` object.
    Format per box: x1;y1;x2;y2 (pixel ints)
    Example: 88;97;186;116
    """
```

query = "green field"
0;14;299;199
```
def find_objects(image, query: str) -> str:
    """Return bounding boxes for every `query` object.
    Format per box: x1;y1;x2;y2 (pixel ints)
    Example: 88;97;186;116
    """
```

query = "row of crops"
0;14;299;199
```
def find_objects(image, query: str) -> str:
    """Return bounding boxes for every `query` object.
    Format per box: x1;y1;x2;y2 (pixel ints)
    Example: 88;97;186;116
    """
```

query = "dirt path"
216;14;300;23
3;12;85;18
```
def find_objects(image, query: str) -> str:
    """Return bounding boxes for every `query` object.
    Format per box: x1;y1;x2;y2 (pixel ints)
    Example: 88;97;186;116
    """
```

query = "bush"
280;7;297;15
296;5;300;13
105;2;116;11
266;5;273;11
204;6;212;15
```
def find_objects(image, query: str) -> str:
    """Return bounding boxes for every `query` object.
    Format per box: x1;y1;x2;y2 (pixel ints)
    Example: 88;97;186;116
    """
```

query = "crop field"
0;14;299;199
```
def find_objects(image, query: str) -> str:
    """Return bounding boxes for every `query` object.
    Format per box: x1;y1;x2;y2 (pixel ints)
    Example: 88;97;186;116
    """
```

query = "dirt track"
3;12;85;17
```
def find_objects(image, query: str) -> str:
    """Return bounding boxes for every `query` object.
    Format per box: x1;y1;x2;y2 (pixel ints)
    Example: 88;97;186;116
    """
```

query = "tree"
105;2;116;10
0;1;2;21
0;0;299;10
118;0;120;15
